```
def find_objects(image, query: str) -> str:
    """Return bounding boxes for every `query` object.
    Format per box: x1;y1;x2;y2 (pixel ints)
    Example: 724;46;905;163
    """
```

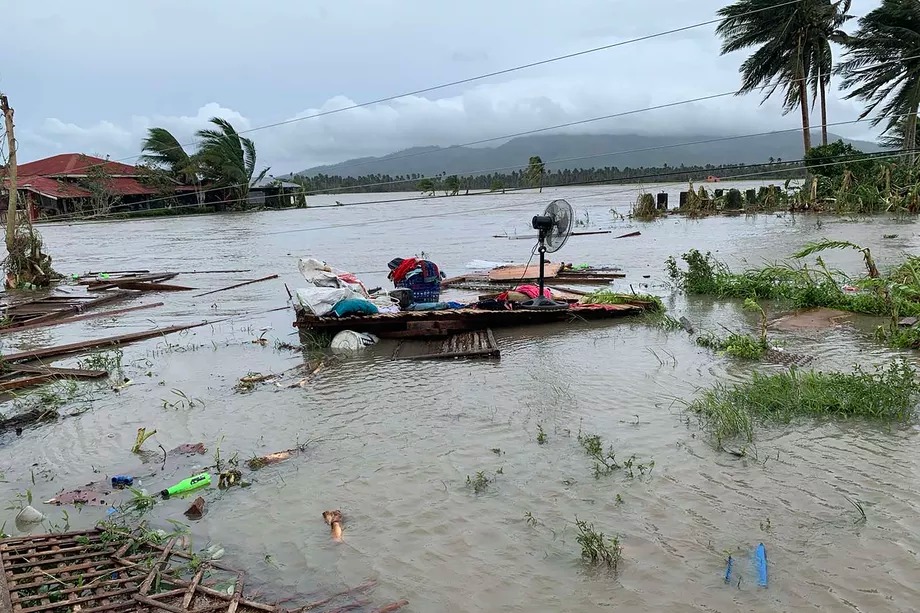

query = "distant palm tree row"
139;118;269;209
717;0;920;157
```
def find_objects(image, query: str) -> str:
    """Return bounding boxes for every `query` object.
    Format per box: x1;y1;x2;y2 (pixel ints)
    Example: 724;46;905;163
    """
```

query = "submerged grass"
667;242;920;347
581;290;664;312
689;359;919;448
575;517;622;571
631;192;662;221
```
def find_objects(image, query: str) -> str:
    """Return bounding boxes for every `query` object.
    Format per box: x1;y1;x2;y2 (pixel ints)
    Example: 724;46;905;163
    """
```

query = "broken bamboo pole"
0;302;164;335
0;320;214;363
194;274;279;298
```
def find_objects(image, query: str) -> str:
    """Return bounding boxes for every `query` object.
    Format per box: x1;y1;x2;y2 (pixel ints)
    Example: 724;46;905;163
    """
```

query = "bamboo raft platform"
0;528;407;612
295;302;646;341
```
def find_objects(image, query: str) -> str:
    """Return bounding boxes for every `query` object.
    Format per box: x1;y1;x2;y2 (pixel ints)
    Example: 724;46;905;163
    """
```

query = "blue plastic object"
755;543;768;587
111;475;134;489
331;298;379;317
724;555;733;584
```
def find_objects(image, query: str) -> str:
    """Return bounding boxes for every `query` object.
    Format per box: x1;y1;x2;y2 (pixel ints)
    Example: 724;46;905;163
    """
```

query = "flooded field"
2;181;920;611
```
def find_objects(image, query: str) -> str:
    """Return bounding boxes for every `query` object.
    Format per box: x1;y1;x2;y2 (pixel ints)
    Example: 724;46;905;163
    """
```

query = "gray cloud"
6;0;883;173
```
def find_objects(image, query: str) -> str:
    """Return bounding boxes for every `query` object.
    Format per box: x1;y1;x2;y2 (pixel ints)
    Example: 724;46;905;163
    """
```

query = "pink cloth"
514;284;552;299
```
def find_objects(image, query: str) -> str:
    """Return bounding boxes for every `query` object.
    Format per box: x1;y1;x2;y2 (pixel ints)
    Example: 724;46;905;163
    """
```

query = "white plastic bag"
298;257;368;296
330;330;379;352
295;287;356;317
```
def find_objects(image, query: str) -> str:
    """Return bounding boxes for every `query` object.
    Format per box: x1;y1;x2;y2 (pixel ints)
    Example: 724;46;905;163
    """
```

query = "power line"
15;0;805;180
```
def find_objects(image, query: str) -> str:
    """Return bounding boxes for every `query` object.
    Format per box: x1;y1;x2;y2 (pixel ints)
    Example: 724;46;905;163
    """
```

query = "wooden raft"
295;303;643;341
0;528;406;612
395;329;500;360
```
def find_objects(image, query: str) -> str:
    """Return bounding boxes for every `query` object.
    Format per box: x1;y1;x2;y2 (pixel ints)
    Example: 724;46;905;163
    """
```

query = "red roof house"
2;153;192;219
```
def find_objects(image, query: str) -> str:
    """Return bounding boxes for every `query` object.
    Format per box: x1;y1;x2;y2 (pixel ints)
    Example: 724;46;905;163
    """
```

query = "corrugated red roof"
13;154;141;179
4;176;157;199
17;176;91;198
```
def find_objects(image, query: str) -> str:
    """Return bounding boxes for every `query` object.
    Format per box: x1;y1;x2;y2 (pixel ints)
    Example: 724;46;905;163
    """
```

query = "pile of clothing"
387;257;446;304
294;256;464;318
295;257;397;318
475;284;557;311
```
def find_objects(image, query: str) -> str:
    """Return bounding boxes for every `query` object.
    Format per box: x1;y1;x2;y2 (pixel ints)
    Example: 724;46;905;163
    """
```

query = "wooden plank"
614;231;642;238
0;374;56;392
546;285;592;297
193;274;279;298
88;281;194;292
0;302;164;335
439;275;469;288
6;365;108;379
1;321;214;363
488;263;563;282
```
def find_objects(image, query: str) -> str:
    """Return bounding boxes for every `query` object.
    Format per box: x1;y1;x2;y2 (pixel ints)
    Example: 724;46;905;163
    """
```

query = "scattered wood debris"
0;528;408;612
247;446;303;470
184;496;206;520
1;320;215;363
194;274;279;298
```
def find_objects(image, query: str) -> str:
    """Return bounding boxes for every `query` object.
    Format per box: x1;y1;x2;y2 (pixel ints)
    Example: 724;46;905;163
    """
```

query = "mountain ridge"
297;132;881;178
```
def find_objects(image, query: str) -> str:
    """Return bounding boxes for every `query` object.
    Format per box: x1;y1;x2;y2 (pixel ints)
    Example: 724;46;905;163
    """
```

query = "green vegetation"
140;117;268;212
525;156;546;192
577;432;654;479
575;518;622;571
716;0;852;153
838;0;920;157
667;240;920;347
695;298;770;359
581;289;664;312
536;424;547;445
631;192;661;221
466;470;494;494
689;360;919;448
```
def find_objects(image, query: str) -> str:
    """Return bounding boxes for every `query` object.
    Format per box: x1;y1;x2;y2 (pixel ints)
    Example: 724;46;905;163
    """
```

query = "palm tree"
525;156;546;192
837;0;920;161
809;1;853;146
139;127;204;206
717;0;851;154
879;116;909;149
139;128;197;184
195;118;270;208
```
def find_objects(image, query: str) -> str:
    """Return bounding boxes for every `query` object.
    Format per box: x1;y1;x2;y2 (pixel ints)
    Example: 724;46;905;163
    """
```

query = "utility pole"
1;93;18;251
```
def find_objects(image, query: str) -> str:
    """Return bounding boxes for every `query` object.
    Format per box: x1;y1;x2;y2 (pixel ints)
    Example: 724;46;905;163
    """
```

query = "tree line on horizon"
287;159;809;195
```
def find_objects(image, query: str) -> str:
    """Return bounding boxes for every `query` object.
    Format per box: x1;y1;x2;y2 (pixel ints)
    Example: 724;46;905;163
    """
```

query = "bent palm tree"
717;0;849;154
195;118;270;208
837;0;920;161
139;128;197;184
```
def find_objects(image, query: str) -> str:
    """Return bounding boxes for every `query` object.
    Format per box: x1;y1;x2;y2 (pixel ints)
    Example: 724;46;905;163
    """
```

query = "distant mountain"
297;132;881;178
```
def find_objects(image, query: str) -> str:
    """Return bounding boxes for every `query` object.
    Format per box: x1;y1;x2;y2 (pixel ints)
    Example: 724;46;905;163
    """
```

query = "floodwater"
2;181;920;611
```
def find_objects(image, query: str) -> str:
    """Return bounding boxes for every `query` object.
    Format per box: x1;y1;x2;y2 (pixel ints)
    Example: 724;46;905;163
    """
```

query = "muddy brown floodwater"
2;182;920;611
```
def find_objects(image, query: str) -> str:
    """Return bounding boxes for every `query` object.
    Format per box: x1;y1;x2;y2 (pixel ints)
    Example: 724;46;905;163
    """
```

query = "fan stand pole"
537;239;547;299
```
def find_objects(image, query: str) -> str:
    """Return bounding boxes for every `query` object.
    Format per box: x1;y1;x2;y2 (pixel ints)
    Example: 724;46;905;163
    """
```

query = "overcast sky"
4;0;881;174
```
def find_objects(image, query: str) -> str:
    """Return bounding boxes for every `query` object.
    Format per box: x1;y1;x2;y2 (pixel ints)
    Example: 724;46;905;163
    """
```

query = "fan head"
541;199;573;253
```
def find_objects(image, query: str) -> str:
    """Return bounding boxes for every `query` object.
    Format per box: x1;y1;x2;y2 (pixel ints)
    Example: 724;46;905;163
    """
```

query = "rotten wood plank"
0;374;57;392
1;321;214;363
0;302;164;336
89;281;194;292
6;365;108;379
193;274;279;298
